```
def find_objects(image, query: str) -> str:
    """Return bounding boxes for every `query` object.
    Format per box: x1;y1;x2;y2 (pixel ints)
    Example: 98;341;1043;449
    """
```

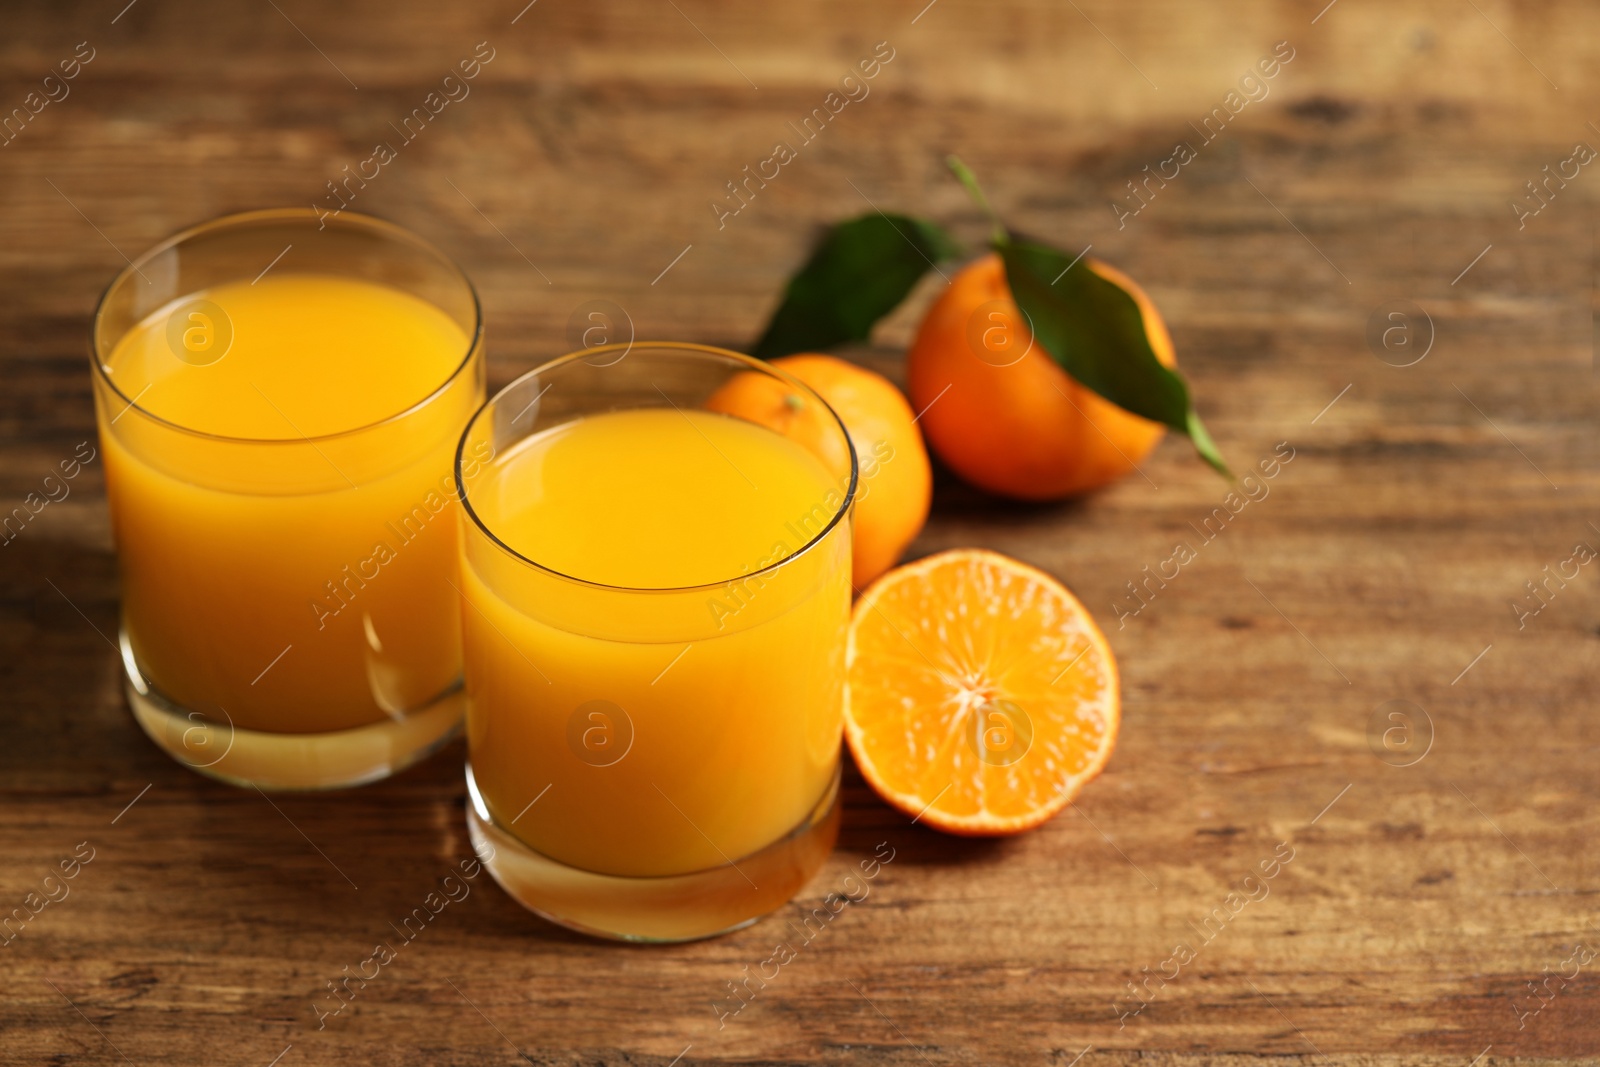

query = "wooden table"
4;1;1598;1063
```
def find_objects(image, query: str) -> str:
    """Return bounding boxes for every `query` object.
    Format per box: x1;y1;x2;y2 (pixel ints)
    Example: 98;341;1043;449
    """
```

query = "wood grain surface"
4;1;1600;1064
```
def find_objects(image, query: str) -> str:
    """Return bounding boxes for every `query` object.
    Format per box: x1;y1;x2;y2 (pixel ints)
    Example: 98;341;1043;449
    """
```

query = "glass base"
466;762;841;943
121;630;463;791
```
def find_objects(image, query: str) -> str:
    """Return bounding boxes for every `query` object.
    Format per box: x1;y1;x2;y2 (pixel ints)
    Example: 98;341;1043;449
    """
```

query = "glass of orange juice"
91;209;485;789
457;342;856;941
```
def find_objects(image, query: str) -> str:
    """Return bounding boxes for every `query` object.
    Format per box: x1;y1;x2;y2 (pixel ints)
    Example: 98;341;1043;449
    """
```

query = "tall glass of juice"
91;209;485;789
457;342;856;941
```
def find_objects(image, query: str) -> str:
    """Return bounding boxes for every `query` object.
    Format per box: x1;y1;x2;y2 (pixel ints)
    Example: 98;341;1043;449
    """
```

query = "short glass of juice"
91;209;485;789
457;342;856;941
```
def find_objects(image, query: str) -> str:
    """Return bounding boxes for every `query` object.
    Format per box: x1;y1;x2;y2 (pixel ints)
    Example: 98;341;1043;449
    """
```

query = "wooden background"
3;0;1599;1063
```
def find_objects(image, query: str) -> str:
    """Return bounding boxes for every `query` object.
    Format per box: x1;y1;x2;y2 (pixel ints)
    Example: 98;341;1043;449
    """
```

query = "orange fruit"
706;354;932;588
905;252;1176;501
844;548;1119;835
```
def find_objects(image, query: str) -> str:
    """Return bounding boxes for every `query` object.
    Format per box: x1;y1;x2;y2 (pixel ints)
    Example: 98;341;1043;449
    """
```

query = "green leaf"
751;213;961;360
999;240;1231;478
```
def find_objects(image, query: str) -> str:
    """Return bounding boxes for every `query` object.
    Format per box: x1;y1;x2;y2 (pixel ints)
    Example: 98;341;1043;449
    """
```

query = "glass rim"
455;341;860;596
88;207;485;446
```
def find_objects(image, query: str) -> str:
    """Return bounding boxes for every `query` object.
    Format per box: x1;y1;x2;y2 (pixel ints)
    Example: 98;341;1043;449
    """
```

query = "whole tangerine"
905;252;1175;500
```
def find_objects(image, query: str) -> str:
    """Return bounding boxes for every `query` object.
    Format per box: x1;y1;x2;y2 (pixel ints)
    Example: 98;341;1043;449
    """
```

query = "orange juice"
100;272;479;741
461;407;851;879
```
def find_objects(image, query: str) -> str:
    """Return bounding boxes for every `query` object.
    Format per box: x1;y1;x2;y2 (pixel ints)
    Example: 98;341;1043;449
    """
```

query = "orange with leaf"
752;156;1227;500
907;253;1178;500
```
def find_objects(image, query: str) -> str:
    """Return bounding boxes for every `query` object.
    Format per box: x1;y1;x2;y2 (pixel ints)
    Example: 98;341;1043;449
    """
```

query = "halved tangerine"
844;548;1120;835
